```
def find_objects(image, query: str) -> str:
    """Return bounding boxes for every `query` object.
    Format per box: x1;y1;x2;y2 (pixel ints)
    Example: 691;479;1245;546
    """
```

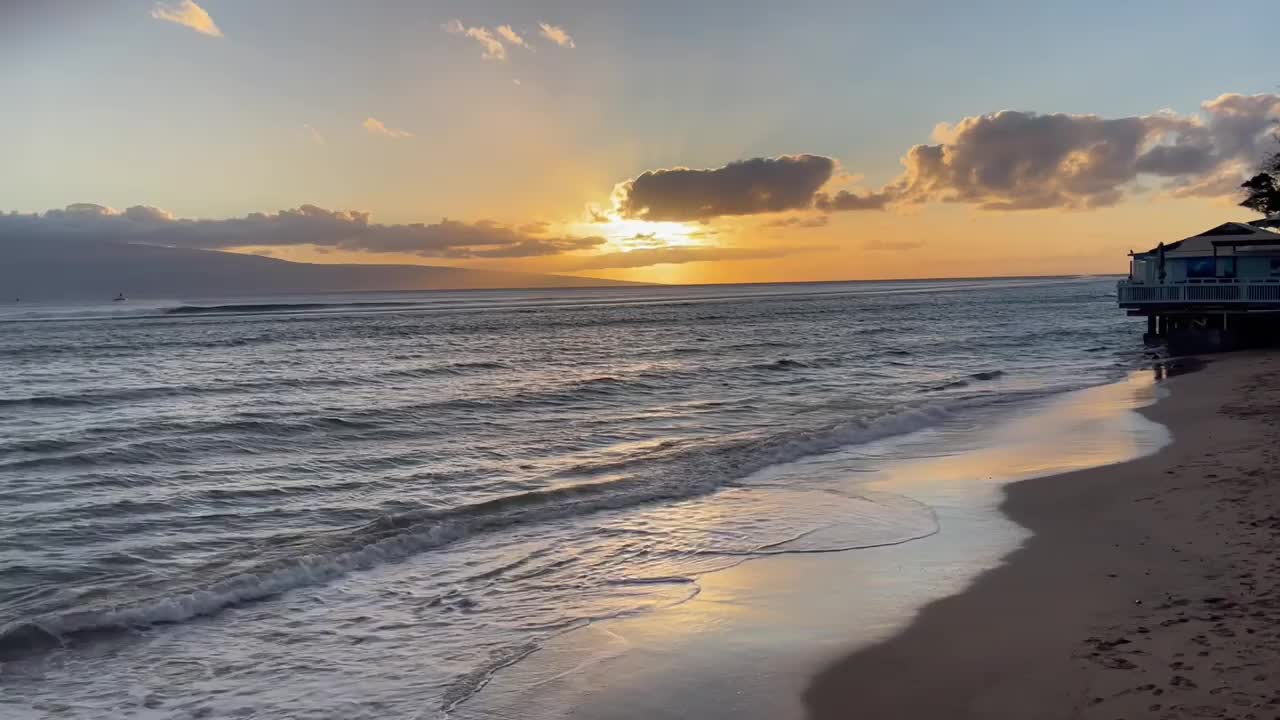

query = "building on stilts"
1118;217;1280;354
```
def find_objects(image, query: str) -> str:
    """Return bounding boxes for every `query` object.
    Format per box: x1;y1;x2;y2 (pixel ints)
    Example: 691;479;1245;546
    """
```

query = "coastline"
805;351;1280;719
451;371;1169;719
0;278;1160;720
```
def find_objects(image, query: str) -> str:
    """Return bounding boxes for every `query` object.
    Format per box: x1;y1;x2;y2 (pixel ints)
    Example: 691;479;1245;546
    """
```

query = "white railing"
1118;284;1184;302
1184;285;1240;301
1246;284;1280;301
1118;280;1280;304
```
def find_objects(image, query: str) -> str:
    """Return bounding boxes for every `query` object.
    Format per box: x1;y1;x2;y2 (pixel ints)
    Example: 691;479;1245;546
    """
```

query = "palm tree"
1241;134;1280;218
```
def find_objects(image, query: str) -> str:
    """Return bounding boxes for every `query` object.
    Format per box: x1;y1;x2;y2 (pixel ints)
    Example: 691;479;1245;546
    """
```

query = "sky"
2;0;1278;284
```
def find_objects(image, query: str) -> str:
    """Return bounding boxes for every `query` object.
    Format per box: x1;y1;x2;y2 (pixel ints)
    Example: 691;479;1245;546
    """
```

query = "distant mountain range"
1;238;643;300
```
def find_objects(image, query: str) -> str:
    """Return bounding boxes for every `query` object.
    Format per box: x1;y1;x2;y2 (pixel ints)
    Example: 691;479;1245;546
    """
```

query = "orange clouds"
362;117;412;139
149;0;223;37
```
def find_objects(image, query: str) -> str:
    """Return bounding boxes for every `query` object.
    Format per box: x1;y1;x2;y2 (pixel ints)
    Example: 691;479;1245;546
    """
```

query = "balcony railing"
1118;279;1280;305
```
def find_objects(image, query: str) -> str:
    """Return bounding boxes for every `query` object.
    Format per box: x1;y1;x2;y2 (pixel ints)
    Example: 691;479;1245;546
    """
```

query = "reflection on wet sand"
455;373;1170;720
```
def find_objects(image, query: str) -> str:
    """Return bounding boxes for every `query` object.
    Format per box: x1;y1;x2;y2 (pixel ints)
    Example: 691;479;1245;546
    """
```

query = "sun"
571;217;704;251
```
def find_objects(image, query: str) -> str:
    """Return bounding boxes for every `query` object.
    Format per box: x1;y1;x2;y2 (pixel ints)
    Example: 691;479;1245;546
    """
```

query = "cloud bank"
813;189;894;212
885;92;1280;210
612;155;835;221
0;204;606;259
608;92;1280;219
150;0;223;37
764;215;830;229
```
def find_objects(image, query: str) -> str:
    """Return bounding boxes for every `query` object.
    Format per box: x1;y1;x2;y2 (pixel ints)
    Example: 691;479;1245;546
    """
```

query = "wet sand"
805;352;1280;719
453;373;1168;719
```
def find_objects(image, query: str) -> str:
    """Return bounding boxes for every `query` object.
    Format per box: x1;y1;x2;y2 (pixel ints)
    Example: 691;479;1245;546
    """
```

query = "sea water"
0;278;1146;717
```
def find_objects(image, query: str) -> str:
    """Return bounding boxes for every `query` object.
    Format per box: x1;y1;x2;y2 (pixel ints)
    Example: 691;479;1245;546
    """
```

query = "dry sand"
804;352;1280;719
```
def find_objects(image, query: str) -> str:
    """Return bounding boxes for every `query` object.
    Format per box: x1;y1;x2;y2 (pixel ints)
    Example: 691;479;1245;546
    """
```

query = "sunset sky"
3;0;1279;284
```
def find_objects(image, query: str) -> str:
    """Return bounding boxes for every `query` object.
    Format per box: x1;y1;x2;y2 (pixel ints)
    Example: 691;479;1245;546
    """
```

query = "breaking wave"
925;369;1007;392
0;361;511;411
0;401;960;660
163;301;423;316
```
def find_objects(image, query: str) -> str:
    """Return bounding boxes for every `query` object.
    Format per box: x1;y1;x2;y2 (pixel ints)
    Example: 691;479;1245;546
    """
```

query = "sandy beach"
448;369;1169;720
806;351;1280;719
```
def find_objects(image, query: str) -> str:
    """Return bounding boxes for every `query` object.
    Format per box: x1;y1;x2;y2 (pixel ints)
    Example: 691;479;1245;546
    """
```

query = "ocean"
0;277;1147;718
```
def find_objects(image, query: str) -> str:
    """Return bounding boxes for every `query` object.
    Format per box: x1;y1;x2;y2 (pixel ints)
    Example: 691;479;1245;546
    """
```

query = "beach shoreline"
804;351;1280;719
448;369;1170;719
0;278;1165;720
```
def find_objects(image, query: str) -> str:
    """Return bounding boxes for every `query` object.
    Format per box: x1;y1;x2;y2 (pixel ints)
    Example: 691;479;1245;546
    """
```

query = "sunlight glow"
575;218;705;252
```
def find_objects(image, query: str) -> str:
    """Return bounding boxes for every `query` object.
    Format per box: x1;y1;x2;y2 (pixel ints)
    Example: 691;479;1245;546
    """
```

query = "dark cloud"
450;237;602;258
1133;139;1218;176
1200;93;1280;161
0;204;605;259
764;215;829;229
623;93;1277;219
560;245;801;270
621;232;671;248
814;190;894;212
1165;164;1256;200
894;112;1178;209
612;155;834;221
891;93;1280;210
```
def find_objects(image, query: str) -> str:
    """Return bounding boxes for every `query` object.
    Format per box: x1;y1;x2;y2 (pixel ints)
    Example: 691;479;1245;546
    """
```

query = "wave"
440;642;543;714
0;299;426;325
0;369;670;466
7;352;839;424
749;356;843;371
0;401;963;660
163;301;423;316
0;357;932;469
0;361;511;411
1;356;1021;473
759;358;812;371
925;369;1007;392
0;333;289;360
